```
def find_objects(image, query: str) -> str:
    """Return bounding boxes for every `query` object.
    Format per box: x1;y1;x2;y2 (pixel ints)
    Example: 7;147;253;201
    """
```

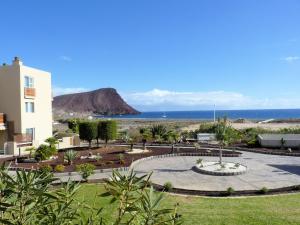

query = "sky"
0;0;300;111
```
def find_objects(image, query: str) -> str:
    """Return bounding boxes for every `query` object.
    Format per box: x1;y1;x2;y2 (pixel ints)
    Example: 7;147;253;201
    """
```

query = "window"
26;128;35;141
25;102;34;113
24;76;34;88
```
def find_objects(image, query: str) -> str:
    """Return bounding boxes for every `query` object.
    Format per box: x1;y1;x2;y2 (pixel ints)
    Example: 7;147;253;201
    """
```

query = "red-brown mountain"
53;88;140;115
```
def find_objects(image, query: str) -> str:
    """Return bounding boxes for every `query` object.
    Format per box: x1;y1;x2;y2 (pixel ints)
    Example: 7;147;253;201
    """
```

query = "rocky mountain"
53;88;140;115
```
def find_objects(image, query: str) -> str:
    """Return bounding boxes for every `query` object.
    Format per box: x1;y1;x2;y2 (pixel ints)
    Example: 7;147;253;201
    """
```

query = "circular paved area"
133;151;300;191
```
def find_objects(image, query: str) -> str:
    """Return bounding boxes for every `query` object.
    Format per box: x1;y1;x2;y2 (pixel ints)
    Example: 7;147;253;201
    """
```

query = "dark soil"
4;146;241;172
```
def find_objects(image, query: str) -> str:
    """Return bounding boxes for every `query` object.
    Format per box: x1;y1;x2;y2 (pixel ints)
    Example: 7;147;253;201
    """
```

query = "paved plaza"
132;151;300;191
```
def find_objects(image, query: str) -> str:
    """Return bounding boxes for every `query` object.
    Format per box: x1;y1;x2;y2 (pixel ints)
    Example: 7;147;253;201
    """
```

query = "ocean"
98;109;300;120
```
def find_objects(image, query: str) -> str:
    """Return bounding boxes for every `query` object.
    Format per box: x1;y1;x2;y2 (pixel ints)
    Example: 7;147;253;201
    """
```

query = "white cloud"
122;89;300;110
281;56;299;63
52;86;88;96
59;55;72;62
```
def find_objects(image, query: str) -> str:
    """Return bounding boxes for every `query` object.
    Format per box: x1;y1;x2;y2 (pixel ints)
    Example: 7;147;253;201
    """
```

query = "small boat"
162;112;167;118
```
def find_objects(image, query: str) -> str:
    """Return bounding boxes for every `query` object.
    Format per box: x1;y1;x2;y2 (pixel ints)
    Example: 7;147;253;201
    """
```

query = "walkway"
133;151;300;191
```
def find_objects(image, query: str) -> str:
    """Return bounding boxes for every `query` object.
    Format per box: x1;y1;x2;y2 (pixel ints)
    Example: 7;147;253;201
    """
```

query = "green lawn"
76;184;300;225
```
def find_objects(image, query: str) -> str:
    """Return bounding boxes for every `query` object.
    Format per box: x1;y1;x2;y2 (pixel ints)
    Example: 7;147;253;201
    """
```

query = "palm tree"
215;117;229;165
150;124;167;139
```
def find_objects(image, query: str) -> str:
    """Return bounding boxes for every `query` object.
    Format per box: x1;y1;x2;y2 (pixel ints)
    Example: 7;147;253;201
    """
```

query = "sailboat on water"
162;112;167;118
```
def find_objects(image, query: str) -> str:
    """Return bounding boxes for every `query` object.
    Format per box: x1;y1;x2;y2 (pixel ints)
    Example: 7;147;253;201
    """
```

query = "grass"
76;183;300;225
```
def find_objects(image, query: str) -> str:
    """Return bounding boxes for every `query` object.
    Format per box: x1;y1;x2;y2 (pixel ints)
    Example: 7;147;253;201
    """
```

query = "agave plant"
64;150;78;165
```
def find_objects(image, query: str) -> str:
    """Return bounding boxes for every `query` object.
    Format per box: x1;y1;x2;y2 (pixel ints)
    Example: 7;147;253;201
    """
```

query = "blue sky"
0;0;300;111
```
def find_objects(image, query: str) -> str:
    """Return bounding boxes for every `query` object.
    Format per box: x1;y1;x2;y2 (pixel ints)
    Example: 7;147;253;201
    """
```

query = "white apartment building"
0;57;52;155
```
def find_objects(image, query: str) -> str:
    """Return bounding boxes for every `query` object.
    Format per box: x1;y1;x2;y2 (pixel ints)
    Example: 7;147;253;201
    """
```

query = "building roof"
258;134;300;141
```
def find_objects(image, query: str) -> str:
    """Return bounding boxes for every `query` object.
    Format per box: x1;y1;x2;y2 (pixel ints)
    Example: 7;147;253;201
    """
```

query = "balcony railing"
14;133;33;144
24;87;36;98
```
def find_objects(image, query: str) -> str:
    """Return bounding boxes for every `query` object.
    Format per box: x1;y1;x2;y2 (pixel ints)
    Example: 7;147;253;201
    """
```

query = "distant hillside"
53;88;140;115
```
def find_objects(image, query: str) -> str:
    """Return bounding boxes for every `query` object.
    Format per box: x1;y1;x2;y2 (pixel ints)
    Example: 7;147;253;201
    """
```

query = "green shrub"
163;181;173;192
45;137;59;147
76;163;96;181
293;185;300;191
54;164;65;172
79;121;98;148
226;187;235;196
98;120;117;146
38;164;52;174
259;187;269;194
118;153;124;161
197;123;218;133
25;147;36;157
0;169;182;225
68;118;80;133
35;144;57;161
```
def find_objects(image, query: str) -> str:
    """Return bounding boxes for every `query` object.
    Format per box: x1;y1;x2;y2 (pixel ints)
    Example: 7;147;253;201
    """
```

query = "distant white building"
197;133;216;142
258;134;300;148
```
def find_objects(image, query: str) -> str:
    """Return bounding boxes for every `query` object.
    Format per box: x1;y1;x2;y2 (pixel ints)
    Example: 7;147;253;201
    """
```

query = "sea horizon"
98;108;300;120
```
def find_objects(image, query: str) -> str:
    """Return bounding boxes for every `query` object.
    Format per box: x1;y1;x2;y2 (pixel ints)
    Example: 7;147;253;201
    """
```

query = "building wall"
20;65;53;146
197;133;216;141
0;58;53;151
0;64;22;133
259;139;300;148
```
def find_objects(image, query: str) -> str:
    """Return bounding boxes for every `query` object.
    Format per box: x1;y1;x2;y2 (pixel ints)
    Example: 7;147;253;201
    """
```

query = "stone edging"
129;152;240;170
192;165;247;176
152;183;300;197
54;166;130;177
233;147;300;156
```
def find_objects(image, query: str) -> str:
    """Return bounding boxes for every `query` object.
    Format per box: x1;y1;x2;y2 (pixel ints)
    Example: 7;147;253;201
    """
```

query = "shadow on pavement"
268;164;300;176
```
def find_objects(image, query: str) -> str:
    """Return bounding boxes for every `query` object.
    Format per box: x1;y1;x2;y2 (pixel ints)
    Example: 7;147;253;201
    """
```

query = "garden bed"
3;146;242;172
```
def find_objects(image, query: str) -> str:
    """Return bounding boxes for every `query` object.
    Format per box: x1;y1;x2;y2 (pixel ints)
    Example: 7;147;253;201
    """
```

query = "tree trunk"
219;146;223;164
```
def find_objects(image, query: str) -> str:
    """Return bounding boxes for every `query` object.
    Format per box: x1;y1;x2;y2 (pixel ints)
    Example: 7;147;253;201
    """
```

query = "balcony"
0;113;6;130
24;87;36;99
13;133;33;144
